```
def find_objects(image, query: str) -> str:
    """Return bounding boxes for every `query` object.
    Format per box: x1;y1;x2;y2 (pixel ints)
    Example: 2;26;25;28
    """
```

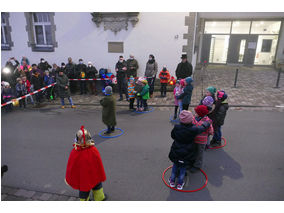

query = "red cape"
65;145;106;192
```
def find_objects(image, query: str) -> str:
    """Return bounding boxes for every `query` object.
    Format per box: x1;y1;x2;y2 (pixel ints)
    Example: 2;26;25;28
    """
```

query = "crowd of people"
1;54;193;111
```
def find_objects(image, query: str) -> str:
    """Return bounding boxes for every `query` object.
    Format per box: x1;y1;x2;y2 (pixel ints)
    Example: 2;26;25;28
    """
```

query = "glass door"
208;35;230;64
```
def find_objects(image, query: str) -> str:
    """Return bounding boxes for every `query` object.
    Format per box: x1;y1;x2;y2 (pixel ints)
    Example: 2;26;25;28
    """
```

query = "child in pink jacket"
191;105;213;173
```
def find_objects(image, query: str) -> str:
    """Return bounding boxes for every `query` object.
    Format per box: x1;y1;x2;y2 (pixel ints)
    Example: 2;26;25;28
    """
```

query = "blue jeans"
213;126;222;141
170;163;186;185
61;97;73;106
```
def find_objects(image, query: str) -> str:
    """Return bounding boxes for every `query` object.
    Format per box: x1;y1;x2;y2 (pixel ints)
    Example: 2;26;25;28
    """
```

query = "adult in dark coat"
86;62;98;95
2;57;20;87
38;58;52;72
76;59;87;95
115;56;129;101
175;54;193;80
100;86;116;134
31;70;43;106
56;70;75;109
126;54;139;78
65;57;77;94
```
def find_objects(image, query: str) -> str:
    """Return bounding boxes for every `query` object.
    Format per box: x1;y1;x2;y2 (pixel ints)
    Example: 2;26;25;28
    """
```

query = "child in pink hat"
168;110;211;190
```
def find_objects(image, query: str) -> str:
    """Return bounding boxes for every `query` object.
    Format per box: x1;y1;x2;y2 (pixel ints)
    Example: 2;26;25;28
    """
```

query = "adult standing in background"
65;57;77;94
86;61;98;95
76;59;87;95
38;58;52;72
144;54;158;98
115;56;129;101
126;54;139;78
175;54;193;80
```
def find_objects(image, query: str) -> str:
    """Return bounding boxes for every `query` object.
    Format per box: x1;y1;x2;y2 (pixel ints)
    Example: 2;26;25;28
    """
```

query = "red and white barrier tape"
1;83;56;107
68;77;141;81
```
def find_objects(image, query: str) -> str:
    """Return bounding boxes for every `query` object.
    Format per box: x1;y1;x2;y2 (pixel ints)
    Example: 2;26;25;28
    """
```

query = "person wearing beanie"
200;86;217;105
127;76;136;111
126;54;139;78
191;105;214;172
65;126;107;201
138;79;150;111
177;77;193;110
134;77;144;111
210;90;229;146
100;86;117;134
202;95;214;111
173;80;184;119
158;66;171;97
76;59;87;95
168;110;211;190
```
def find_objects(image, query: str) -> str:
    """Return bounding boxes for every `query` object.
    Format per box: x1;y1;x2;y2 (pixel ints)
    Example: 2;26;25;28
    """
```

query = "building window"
25;12;57;52
251;21;281;34
254;35;278;65
204;21;231;34
1;12;13;50
108;42;124;53
231;21;251;34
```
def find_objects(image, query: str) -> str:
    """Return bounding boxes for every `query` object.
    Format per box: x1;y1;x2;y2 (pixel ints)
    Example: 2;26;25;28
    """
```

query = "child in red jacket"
191;105;213;173
65;126;107;201
158;66;170;97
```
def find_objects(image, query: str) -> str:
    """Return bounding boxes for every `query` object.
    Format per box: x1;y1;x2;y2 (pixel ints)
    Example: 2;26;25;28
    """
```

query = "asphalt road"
1;106;284;200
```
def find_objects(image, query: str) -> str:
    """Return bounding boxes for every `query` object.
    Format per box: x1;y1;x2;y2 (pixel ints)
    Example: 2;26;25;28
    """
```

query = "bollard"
274;68;282;88
233;68;239;88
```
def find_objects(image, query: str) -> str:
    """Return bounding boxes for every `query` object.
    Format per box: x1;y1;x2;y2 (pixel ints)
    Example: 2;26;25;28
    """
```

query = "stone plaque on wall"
108;42;124;53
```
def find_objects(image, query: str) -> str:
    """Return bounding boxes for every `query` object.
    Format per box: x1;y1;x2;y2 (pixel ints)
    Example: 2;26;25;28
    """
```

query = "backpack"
99;68;107;78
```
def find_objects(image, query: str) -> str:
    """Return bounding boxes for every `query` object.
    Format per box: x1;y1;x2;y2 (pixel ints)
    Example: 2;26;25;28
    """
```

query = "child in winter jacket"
134;77;143;111
21;75;34;105
199;86;217;106
191;105;213;172
177;77;193;110
139;80;150;111
168;110;211;190
159;66;171;97
16;78;27;108
44;71;55;101
127;76;136;111
2;82;15;111
173;80;184;119
210;90;229;147
100;86;116;135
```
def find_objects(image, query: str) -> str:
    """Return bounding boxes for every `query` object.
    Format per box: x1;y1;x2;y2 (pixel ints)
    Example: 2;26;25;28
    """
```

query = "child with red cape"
65;126;107;201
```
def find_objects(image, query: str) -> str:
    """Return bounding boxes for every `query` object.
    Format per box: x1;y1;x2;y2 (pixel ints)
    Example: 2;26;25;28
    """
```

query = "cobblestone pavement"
40;64;284;111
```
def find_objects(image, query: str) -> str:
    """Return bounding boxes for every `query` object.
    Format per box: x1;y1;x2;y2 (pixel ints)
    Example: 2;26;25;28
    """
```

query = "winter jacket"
159;70;171;84
76;64;87;79
174;86;183;106
16;83;27;97
128;82;135;99
145;61;158;77
134;82;143;97
44;75;55;86
126;59;139;77
65;62;76;79
2;88;15;101
115;61;127;79
31;74;43;90
38;61;51;72
23;80;32;93
175;61;193;79
169;122;210;166
177;78;193;105
56;74;70;98
86;66;98;79
192;116;214;144
140;84;150;100
100;95;116;126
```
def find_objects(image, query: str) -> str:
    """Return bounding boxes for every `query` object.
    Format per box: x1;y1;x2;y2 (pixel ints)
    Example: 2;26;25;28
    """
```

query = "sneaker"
71;105;76;108
177;182;185;190
168;178;175;188
61;106;65;109
190;167;200;173
211;141;221;147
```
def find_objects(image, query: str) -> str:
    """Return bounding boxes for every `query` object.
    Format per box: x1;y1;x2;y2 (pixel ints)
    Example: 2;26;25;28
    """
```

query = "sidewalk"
1;185;78;201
